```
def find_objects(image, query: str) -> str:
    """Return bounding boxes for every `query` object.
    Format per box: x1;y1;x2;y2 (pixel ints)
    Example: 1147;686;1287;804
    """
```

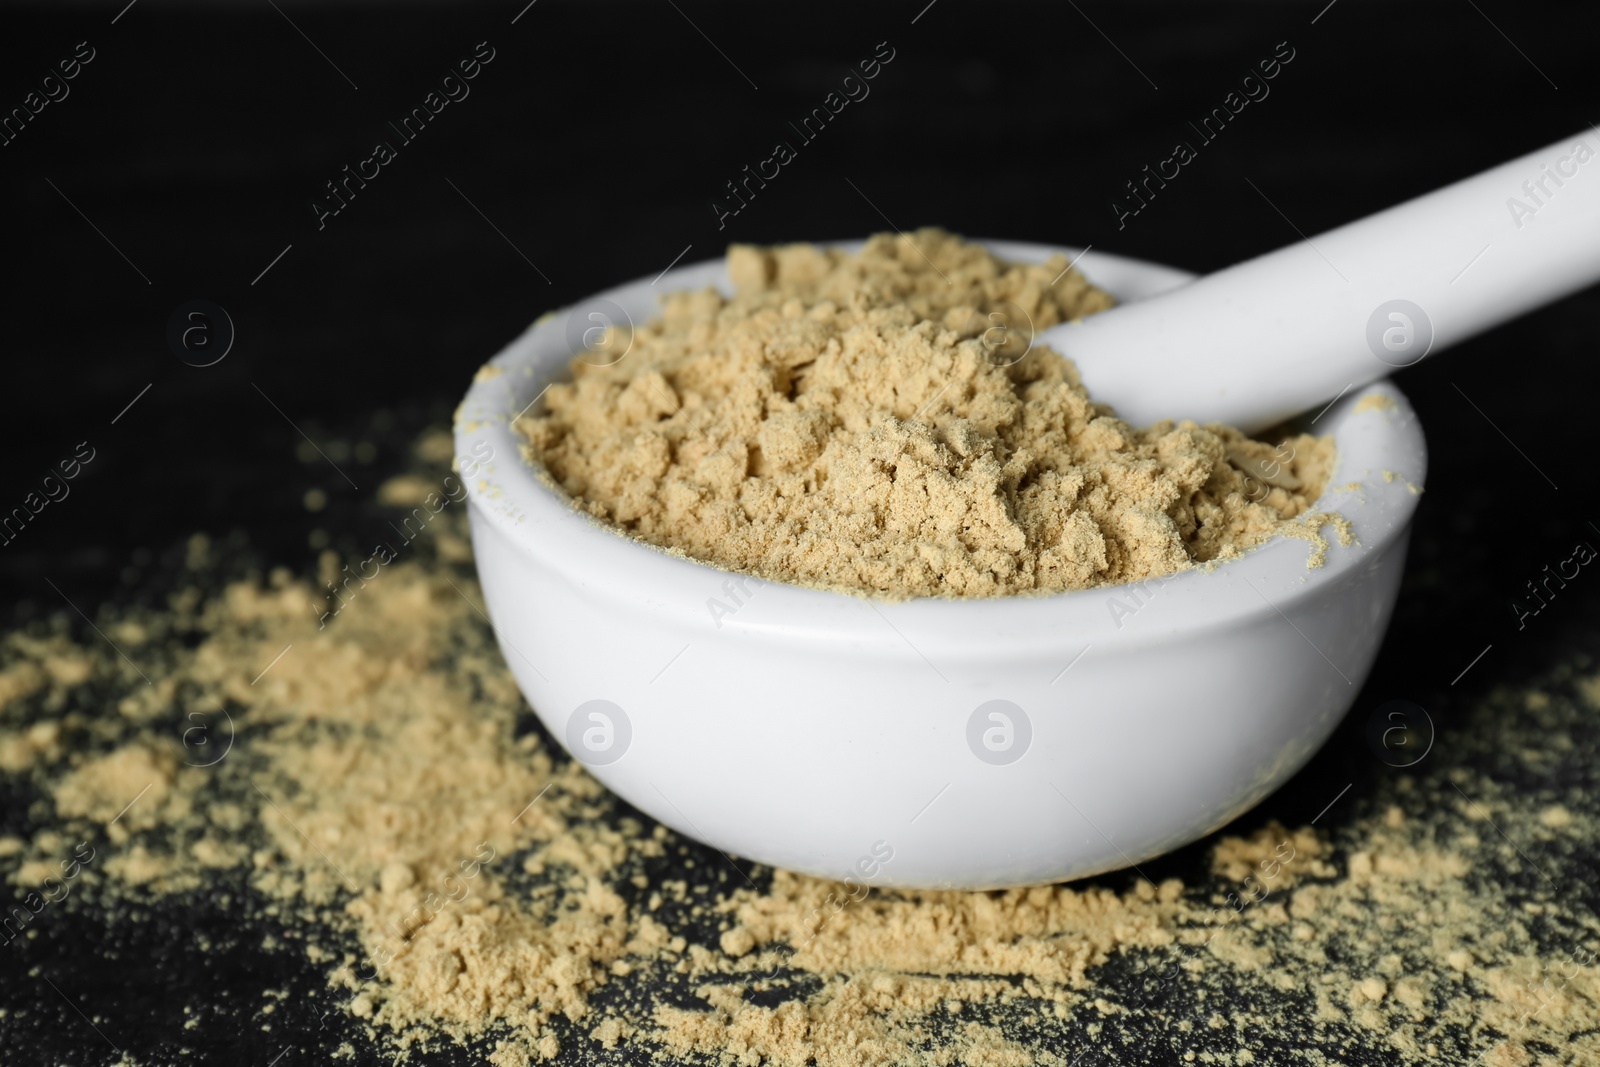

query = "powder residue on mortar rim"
516;229;1339;599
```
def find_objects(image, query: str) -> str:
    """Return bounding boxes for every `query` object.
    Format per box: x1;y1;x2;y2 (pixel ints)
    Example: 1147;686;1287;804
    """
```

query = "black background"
2;1;1598;1064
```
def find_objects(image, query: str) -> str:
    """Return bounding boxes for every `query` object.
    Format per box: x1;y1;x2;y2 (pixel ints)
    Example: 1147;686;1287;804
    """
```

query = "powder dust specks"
1;438;1597;1065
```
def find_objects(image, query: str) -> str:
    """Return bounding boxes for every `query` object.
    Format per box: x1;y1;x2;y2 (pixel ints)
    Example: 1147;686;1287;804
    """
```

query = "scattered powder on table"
517;230;1339;599
2;429;1597;1067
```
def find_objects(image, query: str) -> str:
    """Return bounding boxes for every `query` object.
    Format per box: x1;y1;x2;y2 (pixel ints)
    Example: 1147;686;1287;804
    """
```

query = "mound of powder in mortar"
517;229;1338;599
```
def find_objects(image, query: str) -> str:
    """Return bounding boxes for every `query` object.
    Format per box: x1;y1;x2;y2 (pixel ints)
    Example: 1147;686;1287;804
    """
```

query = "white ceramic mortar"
455;241;1425;890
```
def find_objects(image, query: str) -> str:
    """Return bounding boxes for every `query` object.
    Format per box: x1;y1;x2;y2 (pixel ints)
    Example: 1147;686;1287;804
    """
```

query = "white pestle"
1038;130;1600;433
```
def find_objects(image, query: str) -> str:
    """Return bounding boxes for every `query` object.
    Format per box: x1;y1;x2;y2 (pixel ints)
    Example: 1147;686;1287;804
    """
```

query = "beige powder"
2;428;1597;1067
518;230;1338;599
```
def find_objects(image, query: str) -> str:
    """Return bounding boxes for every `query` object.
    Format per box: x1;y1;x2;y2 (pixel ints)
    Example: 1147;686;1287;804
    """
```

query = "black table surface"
2;2;1598;1064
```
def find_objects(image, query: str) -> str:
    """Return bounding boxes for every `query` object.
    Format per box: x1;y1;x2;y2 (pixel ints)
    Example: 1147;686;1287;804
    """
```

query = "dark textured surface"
2;2;1598;1064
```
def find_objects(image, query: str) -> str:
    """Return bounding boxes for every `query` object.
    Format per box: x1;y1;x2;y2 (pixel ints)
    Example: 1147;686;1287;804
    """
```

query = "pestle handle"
1040;130;1600;433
